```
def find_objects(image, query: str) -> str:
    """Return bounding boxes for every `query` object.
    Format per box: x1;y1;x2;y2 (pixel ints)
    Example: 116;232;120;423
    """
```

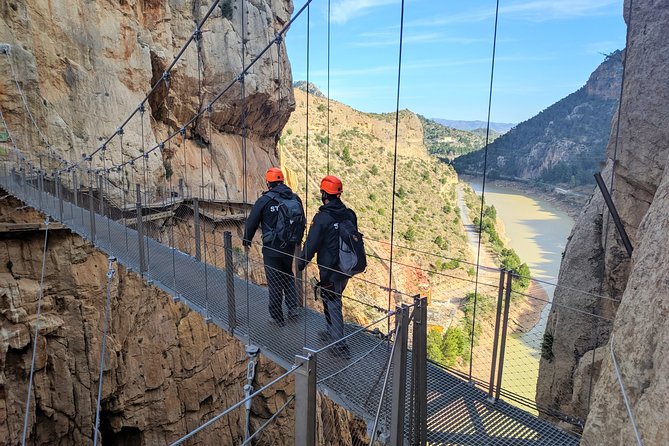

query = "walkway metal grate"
0;174;578;445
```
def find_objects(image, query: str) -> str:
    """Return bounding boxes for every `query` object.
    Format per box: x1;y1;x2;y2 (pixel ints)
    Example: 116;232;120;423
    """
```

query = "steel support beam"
411;297;428;445
495;271;514;400
390;305;409;446
294;353;316;446
488;269;507;400
594;172;633;256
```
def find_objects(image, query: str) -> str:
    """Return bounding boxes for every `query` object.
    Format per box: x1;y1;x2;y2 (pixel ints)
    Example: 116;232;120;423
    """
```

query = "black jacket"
243;183;303;257
299;198;357;282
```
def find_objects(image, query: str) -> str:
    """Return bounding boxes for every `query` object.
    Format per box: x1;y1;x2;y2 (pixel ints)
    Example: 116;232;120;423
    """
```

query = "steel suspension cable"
93;257;116;446
468;0;500;380
327;0;331;174
609;333;644;445
140;106;151;274
3;51;67;168
76;0;317;178
241;0;252;341
67;0;223;171
369;321;400;446
20;219;50;446
386;0;406;321
302;3;312;348
169;365;300;446
239;395;295;446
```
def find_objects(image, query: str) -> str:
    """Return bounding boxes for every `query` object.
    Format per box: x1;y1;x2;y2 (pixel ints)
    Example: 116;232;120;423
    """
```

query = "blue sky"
285;0;626;123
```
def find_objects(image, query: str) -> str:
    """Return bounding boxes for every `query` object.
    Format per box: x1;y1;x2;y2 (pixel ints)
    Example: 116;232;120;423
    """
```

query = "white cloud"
408;0;620;27
331;0;399;24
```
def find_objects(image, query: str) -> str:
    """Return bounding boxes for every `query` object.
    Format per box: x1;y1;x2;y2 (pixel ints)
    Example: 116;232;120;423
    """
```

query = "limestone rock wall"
0;0;295;202
0;196;293;445
537;0;669;442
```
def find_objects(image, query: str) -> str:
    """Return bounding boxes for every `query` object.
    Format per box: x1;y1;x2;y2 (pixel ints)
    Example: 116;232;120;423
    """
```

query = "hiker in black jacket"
243;167;305;327
298;175;356;359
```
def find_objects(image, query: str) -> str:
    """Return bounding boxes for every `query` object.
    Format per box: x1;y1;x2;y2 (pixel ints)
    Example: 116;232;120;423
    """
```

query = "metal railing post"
56;173;63;221
136;183;146;274
495;271;514;400
97;174;104;215
89;172;96;241
411;296;428;446
224;231;237;331
21;165;26;196
294;353;316;446
38;170;43;209
72;170;78;207
193;197;201;261
390;305;409;446
488;269;507;400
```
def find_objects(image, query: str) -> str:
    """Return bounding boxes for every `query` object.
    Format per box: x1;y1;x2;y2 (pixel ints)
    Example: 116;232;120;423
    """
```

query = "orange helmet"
320;175;343;195
265;167;285;183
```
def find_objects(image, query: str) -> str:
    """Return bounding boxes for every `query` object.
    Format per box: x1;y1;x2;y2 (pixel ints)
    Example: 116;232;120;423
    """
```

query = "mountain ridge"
433;119;515;134
453;51;623;188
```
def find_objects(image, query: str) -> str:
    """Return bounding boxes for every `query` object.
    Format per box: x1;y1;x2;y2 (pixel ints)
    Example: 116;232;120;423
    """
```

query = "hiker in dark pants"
243;167;305;327
298;175;357;359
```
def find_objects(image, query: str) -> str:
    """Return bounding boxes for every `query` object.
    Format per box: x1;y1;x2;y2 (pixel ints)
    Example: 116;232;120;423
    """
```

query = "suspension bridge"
0;0;606;443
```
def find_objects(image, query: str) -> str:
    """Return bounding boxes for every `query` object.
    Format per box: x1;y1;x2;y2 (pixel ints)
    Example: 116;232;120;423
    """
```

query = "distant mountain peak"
432;119;516;134
293;80;326;98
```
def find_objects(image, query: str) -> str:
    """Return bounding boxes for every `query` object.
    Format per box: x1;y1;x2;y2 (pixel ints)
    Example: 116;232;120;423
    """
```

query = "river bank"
459;174;587;220
456;183;551;334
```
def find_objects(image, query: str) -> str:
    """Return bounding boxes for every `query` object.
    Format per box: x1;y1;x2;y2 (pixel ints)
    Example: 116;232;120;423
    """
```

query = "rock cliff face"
0;0;294;201
537;1;669;443
0;196;293;444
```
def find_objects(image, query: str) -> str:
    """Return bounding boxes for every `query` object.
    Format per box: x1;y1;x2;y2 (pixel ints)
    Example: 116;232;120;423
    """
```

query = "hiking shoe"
317;330;332;342
331;344;351;360
269;318;286;328
286;308;301;320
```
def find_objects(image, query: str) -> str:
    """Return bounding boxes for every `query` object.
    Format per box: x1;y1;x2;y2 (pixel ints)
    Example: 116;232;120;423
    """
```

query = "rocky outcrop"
537;0;669;443
0;0;294;203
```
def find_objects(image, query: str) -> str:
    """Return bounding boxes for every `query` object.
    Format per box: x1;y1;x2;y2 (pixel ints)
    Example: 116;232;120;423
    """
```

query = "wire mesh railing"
0;152;590;444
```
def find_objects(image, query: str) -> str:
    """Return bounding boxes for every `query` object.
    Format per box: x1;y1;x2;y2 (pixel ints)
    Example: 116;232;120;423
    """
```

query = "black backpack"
263;191;306;247
336;218;367;276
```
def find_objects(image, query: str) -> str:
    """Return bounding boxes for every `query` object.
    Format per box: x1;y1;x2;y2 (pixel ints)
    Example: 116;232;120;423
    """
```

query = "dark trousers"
264;254;299;323
320;279;349;344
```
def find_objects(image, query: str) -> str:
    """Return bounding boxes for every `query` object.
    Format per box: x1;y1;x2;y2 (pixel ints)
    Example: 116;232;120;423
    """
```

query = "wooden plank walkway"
0;174;579;445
